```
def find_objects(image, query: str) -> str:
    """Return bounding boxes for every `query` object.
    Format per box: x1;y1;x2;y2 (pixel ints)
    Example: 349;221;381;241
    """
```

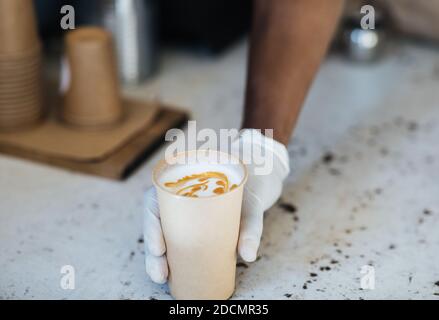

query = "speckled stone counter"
1;41;438;299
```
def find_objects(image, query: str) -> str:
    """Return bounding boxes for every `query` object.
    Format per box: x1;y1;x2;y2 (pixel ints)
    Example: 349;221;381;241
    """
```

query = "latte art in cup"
164;172;238;197
159;163;243;198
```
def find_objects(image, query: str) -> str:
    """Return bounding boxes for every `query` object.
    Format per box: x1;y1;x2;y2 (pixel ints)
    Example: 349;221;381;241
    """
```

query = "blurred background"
32;0;439;85
35;0;252;85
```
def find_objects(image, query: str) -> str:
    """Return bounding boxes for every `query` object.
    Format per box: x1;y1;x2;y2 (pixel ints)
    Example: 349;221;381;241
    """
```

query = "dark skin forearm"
243;0;344;145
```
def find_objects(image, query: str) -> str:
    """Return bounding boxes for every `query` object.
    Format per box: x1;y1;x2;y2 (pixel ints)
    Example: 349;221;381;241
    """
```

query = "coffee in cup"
152;150;247;300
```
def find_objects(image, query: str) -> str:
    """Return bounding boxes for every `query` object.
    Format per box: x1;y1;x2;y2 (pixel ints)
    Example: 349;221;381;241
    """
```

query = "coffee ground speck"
278;202;297;213
236;262;249;269
322;152;334;164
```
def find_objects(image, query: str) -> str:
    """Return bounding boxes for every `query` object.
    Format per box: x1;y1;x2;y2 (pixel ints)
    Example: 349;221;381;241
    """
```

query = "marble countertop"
1;41;439;300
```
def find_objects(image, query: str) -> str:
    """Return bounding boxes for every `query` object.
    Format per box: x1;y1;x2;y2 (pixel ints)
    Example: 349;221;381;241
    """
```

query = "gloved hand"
144;129;290;284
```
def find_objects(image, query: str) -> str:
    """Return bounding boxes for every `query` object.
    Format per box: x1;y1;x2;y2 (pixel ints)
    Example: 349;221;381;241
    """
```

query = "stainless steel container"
344;28;385;62
97;0;157;85
341;9;388;63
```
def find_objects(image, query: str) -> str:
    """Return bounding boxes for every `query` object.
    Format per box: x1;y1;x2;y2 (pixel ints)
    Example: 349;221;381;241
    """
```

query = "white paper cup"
153;149;248;300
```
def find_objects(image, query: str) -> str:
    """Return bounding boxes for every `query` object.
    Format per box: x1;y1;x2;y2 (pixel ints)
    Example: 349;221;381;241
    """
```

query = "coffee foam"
158;163;244;198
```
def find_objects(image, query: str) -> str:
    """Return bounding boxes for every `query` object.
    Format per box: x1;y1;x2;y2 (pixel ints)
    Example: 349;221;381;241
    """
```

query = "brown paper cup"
153;150;248;300
0;103;42;127
62;27;122;128
0;44;41;62
0;92;41;107
0;57;40;69
0;97;42;114
0;0;42;131
0;68;41;86
0;55;41;71
0;0;40;55
0;116;42;132
0;70;40;83
0;79;40;91
0;107;41;119
0;75;42;130
0;98;42;112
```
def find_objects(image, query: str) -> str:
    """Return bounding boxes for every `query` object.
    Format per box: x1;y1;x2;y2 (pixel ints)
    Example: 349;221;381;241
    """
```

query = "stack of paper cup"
62;27;123;128
0;0;43;130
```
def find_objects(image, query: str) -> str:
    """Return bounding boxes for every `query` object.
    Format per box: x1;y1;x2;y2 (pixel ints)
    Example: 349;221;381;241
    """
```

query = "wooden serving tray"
0;102;188;180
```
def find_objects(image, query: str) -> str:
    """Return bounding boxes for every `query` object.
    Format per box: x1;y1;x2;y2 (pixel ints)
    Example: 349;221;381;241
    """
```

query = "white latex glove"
144;186;168;284
144;129;290;283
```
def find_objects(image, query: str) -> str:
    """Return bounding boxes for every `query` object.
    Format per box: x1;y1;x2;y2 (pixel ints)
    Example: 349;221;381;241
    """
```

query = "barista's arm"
243;0;344;145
